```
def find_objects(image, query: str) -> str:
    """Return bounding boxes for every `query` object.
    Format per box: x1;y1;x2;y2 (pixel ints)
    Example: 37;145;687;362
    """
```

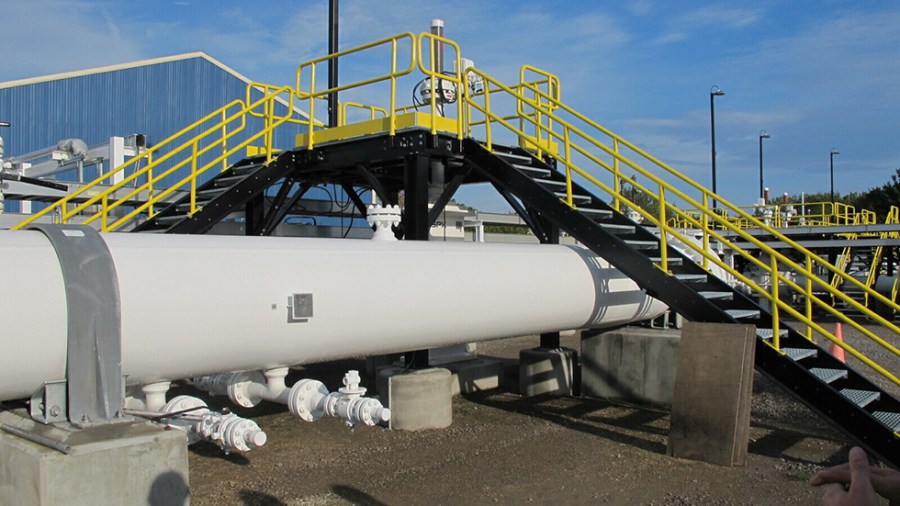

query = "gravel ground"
186;321;898;505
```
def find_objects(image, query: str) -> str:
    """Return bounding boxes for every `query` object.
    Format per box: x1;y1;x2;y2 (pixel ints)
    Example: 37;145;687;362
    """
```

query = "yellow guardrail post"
564;128;573;208
770;254;781;349
805;254;814;341
658;186;668;272
190;140;198;214
612;139;621;212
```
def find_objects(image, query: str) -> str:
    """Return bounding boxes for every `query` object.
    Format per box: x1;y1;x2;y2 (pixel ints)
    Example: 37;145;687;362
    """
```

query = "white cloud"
0;0;142;81
655;5;761;45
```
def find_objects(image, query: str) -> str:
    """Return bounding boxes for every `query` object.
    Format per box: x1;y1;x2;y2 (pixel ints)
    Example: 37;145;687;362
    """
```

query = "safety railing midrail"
462;65;900;388
13;84;303;232
669;201;880;230
294;32;418;149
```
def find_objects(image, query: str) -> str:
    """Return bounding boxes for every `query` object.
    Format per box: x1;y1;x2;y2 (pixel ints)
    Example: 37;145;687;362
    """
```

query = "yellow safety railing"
340;102;387;125
864;206;900;306
669;201;881;230
295;32;417;149
462;65;900;387
13;84;303;232
417;32;465;138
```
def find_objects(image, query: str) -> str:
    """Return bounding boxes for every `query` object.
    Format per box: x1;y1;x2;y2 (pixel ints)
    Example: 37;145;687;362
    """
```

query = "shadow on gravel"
332;485;388;506
463;390;668;455
238;490;287;505
189;441;251;465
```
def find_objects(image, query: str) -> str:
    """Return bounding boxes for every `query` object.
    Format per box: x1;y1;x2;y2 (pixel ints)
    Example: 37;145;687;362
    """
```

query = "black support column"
404;155;432;369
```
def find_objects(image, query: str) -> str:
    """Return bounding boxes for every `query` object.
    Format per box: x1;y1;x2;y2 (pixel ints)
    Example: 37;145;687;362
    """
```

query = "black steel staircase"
462;137;900;468
132;152;299;234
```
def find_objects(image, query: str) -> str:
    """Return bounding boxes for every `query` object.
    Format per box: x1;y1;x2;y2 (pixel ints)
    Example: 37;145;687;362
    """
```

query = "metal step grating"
809;367;848;384
699;291;733;300
514;164;551;178
840;388;881;408
576;207;613;219
726;309;760;320
873;411;900;432
675;273;707;283
782;347;818;361
599;223;634;234
756;328;788;340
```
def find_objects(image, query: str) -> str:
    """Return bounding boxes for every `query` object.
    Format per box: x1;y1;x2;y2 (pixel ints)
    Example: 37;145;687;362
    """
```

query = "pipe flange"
226;371;265;408
287;379;328;422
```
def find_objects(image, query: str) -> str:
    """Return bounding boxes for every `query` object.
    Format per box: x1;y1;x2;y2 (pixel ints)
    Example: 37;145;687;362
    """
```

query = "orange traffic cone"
830;323;846;363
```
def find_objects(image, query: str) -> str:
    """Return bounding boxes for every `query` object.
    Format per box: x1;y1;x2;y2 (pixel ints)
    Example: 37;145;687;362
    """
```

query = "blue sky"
2;0;898;212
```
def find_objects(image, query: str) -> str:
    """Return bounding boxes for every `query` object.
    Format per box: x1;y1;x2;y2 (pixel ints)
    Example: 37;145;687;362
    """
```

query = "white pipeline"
0;230;667;401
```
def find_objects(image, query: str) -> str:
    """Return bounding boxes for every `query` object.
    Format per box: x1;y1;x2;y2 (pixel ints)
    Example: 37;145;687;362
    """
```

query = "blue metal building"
0;52;303;157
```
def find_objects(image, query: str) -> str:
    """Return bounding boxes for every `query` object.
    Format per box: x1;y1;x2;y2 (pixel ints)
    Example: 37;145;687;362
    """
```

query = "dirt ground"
186;326;896;505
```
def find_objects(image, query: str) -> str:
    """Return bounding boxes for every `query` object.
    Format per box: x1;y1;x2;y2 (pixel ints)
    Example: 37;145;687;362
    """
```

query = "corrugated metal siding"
0;56;303;205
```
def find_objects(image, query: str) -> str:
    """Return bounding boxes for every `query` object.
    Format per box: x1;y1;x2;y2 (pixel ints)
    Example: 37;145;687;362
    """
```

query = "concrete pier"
519;347;576;397
581;326;681;407
380;368;453;430
0;410;189;505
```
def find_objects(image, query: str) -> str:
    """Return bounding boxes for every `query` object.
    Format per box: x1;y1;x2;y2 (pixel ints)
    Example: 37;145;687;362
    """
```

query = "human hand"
810;447;898;505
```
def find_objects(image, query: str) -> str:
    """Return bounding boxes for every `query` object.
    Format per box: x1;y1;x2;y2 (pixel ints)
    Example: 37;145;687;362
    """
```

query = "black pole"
327;0;339;128
830;151;835;204
758;135;764;201
709;90;720;209
758;130;769;201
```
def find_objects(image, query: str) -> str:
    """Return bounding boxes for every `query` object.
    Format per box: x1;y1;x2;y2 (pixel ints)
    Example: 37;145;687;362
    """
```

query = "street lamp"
830;148;840;203
710;85;725;208
758;130;770;202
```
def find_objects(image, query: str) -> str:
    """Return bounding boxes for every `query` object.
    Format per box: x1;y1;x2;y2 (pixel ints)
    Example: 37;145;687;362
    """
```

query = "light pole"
830;148;840;203
758;130;770;202
710;85;725;208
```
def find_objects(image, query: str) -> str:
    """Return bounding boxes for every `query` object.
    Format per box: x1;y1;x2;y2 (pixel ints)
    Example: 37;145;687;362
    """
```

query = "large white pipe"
0;230;666;401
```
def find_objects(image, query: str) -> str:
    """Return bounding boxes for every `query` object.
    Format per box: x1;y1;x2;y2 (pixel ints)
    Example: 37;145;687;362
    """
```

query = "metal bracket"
28;224;124;427
29;380;68;424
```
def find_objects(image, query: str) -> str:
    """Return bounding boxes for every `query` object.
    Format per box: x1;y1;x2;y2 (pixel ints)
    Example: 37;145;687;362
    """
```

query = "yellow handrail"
13;85;301;232
339;102;388;125
295;32;417;150
463;65;900;387
417;32;465;139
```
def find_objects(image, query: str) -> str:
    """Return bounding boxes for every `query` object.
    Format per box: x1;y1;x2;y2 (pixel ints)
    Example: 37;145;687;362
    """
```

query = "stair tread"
840;388;880;408
554;192;591;202
810;367;849;384
650;257;683;265
873;411;900;432
699;291;734;300
494;152;533;163
756;328;788;340
514;164;551;177
625;240;658;249
599;223;634;234
781;347;818;361
576;207;612;216
726;308;760;320
675;273;707;283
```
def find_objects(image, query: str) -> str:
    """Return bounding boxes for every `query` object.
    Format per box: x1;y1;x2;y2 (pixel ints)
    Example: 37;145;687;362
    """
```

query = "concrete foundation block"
581;326;681;407
667;321;756;467
385;368;453;431
0;411;189;505
446;359;503;395
519;347;576;397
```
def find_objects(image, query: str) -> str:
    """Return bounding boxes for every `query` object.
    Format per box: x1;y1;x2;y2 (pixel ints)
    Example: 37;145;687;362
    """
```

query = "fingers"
848;446;872;490
810;462;851;487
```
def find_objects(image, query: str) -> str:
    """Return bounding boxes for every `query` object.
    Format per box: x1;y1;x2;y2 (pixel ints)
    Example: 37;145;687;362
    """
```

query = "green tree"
857;168;900;220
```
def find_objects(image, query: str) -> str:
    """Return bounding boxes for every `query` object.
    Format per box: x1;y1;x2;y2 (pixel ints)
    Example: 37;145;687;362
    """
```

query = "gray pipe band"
28;224;123;426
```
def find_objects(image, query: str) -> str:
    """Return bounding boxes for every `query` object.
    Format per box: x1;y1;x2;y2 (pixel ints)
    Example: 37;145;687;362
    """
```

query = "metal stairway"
463;138;900;467
132;154;292;234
